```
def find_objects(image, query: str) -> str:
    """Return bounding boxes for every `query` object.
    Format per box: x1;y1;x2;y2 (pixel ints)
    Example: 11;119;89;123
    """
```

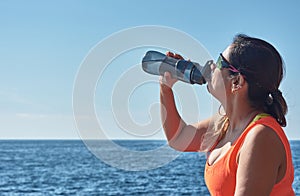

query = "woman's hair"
228;34;288;127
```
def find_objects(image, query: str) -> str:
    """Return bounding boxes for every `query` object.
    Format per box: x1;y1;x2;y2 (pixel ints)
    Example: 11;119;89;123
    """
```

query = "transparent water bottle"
142;50;212;85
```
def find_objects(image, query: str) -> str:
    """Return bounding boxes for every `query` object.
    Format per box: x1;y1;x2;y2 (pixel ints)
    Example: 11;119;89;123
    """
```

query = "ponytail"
265;89;288;127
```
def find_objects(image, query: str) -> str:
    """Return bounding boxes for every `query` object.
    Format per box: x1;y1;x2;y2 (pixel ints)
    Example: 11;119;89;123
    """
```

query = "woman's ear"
231;74;245;93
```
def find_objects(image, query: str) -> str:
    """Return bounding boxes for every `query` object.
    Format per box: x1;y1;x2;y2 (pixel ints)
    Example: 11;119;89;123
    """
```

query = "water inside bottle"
142;51;165;75
142;51;178;76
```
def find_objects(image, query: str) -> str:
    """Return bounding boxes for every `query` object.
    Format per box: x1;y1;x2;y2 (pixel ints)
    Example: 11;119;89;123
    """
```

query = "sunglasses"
216;53;240;73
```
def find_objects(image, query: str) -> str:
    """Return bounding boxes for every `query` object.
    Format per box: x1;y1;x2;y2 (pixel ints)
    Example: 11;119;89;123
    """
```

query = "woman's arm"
234;125;285;195
160;72;210;152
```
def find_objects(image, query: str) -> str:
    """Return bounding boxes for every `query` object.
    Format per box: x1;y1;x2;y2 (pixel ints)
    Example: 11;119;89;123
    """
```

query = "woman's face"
207;46;232;104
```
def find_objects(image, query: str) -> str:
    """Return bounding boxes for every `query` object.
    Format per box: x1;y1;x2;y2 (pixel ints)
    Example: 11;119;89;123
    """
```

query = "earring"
218;105;226;116
232;85;242;93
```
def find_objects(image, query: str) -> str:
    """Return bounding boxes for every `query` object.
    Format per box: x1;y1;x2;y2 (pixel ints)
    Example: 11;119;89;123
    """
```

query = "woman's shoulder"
242;115;285;147
244;123;284;149
240;121;285;166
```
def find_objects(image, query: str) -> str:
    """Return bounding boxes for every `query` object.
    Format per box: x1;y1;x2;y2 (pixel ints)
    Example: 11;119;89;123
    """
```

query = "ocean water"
0;140;299;195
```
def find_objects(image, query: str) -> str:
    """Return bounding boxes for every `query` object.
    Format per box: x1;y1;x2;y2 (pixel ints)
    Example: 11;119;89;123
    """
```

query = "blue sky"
0;0;299;140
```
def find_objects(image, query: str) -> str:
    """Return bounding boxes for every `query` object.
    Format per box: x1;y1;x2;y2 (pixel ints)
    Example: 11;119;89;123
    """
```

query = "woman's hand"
159;51;184;88
159;72;178;89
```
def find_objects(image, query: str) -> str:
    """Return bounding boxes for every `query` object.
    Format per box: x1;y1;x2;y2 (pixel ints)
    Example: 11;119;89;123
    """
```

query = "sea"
0;140;299;195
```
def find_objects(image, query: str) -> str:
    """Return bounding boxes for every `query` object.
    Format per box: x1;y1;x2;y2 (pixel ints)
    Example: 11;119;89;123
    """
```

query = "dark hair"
228;34;288;127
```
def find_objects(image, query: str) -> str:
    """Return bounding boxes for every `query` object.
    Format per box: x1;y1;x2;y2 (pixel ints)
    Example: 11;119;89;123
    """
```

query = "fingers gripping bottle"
142;50;212;85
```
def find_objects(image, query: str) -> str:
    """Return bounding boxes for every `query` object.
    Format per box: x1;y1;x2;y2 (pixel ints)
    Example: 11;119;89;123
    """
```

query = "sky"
0;0;299;140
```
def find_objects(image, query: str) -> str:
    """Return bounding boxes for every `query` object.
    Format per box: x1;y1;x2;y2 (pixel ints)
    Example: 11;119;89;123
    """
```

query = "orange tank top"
204;115;295;196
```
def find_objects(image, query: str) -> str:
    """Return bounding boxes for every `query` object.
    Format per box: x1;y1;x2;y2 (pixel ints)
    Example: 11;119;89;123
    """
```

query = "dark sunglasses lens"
216;56;223;69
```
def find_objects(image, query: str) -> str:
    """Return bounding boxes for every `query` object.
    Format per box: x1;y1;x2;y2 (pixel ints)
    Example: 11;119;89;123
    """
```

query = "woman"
160;34;295;195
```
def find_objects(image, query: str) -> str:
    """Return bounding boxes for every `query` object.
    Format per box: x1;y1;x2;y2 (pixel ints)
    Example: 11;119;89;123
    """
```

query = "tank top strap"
251;113;270;122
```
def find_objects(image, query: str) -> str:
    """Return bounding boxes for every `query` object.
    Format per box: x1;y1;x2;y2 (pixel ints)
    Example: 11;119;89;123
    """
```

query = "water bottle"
142;50;212;85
